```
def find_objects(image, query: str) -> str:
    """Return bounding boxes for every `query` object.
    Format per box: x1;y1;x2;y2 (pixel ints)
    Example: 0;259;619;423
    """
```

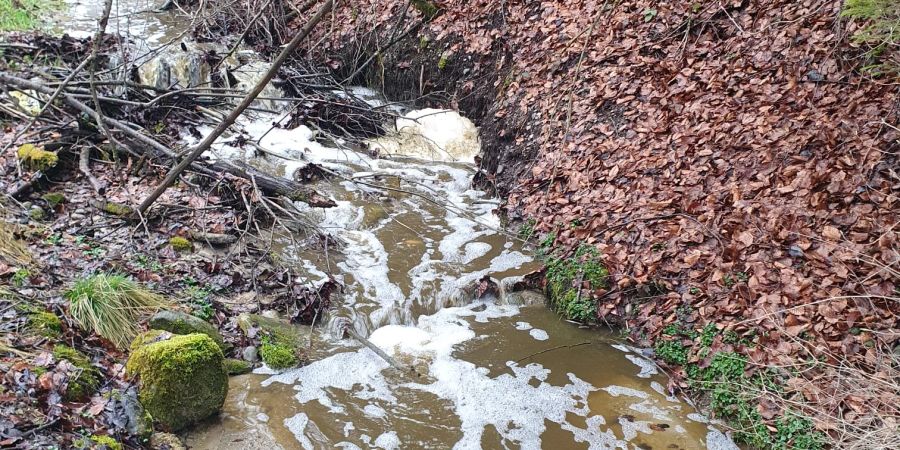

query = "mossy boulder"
53;345;101;401
223;358;251;375
259;341;297;370
149;310;226;351
17;144;58;171
126;332;227;431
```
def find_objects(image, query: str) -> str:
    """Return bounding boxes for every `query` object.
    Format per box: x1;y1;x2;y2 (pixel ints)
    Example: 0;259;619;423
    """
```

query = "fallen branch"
137;0;336;216
341;321;421;378
79;147;106;195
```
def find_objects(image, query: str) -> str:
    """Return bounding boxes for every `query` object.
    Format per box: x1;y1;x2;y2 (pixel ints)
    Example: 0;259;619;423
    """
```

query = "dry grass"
65;274;166;348
0;221;32;267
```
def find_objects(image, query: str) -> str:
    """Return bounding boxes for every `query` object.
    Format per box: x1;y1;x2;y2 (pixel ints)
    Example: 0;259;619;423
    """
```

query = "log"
342;323;421;378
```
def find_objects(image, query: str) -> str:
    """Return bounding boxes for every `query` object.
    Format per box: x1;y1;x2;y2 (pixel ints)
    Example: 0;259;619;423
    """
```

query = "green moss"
16;144;58;171
544;244;608;322
27;310;62;337
259;341;297;370
89;435;122;450
28;208;45;221
41;192;66;207
438;54;450;70
53;345;101;401
126;333;227;431
223;358;251;375
169;236;192;251
149;310;226;351
101;202;134;217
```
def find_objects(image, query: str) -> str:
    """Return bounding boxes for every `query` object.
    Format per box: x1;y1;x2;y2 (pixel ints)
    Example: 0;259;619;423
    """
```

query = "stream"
51;2;739;448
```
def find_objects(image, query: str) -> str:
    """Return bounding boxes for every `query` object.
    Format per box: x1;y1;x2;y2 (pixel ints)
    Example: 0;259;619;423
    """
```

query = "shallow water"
181;107;737;449
53;0;190;45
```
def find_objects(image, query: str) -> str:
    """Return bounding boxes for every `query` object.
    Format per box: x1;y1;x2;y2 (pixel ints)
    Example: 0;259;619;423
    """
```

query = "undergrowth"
65;274;166;348
655;323;826;449
542;238;608;323
842;0;900;75
0;0;49;31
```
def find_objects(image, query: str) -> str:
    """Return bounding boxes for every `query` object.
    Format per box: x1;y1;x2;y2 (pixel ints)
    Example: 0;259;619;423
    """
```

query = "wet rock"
149;310;226;351
242;345;258;362
150;432;186;450
127;331;227;431
504;290;546;307
104;387;153;441
224;358;252;375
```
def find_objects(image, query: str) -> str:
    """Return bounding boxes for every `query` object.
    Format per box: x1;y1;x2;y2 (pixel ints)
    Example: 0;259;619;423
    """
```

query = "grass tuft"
65;274;166;348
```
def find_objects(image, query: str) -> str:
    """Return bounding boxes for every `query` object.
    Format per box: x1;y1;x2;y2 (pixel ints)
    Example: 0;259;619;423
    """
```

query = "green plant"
260;337;297;370
517;218;537;241
544;244;608;322
184;284;214;320
0;0;48;31
842;0;900;75
11;268;29;286
654;339;689;365
65;274;166;348
643;8;658;22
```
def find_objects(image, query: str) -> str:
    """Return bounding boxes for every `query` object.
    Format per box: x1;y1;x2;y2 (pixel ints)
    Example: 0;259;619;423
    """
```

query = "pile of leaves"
301;0;899;446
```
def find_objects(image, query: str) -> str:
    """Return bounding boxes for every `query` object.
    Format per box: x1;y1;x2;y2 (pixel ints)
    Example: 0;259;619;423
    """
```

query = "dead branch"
136;0;336;216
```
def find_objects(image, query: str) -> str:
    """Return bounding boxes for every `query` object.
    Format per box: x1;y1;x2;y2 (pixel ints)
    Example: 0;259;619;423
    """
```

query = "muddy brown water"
45;3;738;448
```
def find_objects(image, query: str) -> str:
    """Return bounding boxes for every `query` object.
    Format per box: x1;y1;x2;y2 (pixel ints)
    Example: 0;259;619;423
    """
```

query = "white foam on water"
624;354;659;378
373;431;401;449
707;428;741;450
363;404;387;419
529;329;549;341
284;413;315;450
515;321;532;331
602;385;650;399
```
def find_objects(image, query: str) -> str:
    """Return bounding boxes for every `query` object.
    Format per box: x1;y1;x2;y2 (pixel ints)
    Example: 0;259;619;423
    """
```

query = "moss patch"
223;358;251;375
259;341;297;370
100;202;134;217
169;236;192;251
27;310;62;337
544;244;608;322
237;313;301;370
53;345;101;401
149;310;226;351
41;192;66;207
16;144;58;171
126;332;227;431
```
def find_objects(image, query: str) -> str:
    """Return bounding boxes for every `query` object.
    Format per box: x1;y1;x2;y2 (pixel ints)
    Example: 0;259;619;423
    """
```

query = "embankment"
305;0;899;448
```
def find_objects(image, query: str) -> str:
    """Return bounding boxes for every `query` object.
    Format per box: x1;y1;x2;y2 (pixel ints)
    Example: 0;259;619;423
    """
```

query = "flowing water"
48;3;739;448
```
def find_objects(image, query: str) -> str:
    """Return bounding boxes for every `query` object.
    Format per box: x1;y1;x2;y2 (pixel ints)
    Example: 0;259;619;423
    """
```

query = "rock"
104;387;153;441
242;345;258;362
149;310;226;351
150;432;186;450
224;358;252;375
503;290;547;307
127;332;227;431
53;345;100;401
